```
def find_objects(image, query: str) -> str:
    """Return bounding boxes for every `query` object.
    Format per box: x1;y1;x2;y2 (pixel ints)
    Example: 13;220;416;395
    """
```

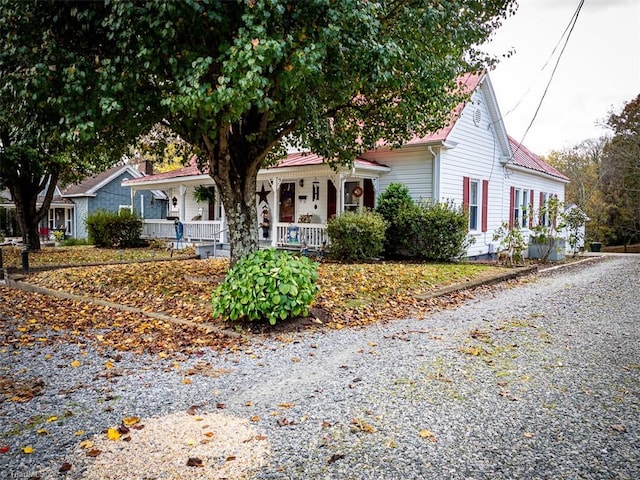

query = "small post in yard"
0;247;4;280
21;245;29;274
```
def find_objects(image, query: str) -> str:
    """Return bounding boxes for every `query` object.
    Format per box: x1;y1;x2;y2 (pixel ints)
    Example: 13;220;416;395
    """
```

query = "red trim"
462;176;470;211
539;191;545;225
481;179;489;232
509;186;515;229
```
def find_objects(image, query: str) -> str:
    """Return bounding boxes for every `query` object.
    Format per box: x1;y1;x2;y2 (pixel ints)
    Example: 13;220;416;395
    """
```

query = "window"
521;189;529;228
343;181;361;212
469;180;479;231
464;177;487;232
540;192;549;226
279;182;295;222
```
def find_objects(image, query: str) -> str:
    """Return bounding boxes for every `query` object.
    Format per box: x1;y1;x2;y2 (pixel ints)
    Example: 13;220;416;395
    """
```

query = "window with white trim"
469;180;479;231
521;189;529;228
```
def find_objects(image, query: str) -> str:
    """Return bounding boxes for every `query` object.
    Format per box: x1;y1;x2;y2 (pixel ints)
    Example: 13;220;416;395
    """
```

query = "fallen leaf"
104;361;114;369
255;434;267;441
328;453;345;464
79;440;94;449
523;432;534;438
419;429;437;442
187;457;203;467
277;403;295;409
203;432;214;438
107;428;120;441
0;445;9;454
74;430;85;436
36;429;49;435
183;378;192;384
122;416;141;426
226;455;236;462
22;445;34;454
216;402;226;409
70;360;81;368
611;424;626;433
86;449;102;457
59;462;72;472
250;415;260;422
46;416;58;423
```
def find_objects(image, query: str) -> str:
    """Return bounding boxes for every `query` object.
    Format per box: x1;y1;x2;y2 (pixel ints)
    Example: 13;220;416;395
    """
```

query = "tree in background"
546;137;609;243
600;94;640;249
1;0;516;263
0;2;158;250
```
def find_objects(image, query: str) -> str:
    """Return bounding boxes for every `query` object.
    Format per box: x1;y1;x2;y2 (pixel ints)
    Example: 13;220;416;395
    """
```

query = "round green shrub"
376;183;414;256
211;248;319;325
326;210;387;261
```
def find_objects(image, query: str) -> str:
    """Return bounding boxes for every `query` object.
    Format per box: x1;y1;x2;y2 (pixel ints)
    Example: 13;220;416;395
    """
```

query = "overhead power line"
508;0;585;161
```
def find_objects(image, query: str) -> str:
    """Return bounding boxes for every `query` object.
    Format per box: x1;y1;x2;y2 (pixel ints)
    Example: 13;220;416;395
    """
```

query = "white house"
122;71;570;259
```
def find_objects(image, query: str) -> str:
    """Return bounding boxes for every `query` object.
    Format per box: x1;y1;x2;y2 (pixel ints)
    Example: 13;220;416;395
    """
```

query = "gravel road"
1;255;638;479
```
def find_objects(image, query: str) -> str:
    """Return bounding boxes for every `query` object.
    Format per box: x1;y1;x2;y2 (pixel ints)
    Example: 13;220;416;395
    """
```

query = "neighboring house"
123;71;570;259
0;163;166;241
61;163;166;240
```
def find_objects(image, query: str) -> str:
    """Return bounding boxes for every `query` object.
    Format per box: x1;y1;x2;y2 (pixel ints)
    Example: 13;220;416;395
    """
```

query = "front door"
279;182;295;223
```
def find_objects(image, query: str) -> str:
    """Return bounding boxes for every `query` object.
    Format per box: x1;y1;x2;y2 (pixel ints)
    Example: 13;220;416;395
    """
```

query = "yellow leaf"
17;327;27;332
369;341;378;347
37;337;48;342
22;446;34;454
96;335;104;341
277;403;295;409
122;416;141;426
284;64;293;72
250;415;260;422
419;429;435;438
105;361;115;369
70;360;81;368
36;429;48;435
79;440;94;449
107;428;120;441
183;378;192;384
74;430;85;436
44;354;52;360
46;416;58;423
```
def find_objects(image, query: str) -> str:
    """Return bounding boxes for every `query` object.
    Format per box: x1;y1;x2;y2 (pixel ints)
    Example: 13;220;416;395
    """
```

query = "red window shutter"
481;179;489;232
539;192;545;224
462;176;470;212
529;189;534;228
509;186;515;229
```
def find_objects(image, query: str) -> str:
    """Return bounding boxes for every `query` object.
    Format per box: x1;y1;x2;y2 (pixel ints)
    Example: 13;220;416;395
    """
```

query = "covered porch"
124;153;390;252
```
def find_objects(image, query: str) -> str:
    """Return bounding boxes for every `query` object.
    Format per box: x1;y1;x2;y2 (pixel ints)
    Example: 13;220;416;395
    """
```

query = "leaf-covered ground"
1;247;509;355
0;245;188;269
23;258;504;329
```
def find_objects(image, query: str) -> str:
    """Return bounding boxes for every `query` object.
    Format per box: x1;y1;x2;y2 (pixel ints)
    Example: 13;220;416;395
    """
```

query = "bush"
396;200;472;261
212;248;319;325
85;209;143;248
60;237;90;247
326;210;387;261
376;183;414;256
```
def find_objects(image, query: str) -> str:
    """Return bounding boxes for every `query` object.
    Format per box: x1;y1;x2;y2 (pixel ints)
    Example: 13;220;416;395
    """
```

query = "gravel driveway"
1;255;638;479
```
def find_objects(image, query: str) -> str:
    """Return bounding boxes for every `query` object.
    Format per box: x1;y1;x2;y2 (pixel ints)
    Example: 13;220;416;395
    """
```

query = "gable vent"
473;108;482;126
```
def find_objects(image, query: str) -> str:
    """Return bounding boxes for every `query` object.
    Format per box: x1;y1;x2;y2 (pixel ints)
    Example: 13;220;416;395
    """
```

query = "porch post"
268;177;281;247
178;185;187;221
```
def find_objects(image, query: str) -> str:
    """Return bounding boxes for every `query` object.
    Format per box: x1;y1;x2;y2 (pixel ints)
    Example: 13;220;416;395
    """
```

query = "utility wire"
501;1;581;120
507;0;585;162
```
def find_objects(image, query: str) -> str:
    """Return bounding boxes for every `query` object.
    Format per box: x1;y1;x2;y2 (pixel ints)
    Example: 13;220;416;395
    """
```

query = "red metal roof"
403;72;485;146
271;152;385;169
508;136;569;181
123;157;207;184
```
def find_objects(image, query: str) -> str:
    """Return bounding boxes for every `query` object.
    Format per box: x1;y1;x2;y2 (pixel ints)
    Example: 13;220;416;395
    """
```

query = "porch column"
268;177;281;247
178;185;187;221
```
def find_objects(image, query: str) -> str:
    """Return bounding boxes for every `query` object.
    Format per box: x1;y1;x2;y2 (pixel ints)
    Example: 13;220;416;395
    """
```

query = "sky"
483;0;640;156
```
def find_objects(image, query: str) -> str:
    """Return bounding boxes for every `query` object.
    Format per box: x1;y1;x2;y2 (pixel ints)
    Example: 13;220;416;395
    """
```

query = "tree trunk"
9;171;59;251
215;173;259;266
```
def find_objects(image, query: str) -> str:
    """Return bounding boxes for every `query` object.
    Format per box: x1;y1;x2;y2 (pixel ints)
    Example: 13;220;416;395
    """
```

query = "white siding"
438;89;508;257
361;148;433;202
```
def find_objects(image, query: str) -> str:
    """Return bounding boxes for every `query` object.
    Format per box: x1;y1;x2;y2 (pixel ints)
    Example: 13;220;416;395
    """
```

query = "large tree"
546;137;609;242
600;94;640;248
0;1;157;249
1;0;515;262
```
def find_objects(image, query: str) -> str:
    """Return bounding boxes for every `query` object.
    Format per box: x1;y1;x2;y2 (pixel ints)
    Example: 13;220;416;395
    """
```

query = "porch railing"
275;223;328;250
142;220;224;243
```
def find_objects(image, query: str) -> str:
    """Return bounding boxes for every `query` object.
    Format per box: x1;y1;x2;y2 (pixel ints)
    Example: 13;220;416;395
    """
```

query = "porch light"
172;196;178;207
299;179;304;188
